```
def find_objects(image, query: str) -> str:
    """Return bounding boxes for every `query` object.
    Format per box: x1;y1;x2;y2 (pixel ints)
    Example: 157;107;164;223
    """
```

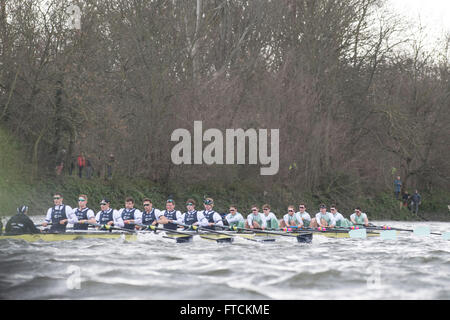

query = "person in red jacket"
77;152;86;178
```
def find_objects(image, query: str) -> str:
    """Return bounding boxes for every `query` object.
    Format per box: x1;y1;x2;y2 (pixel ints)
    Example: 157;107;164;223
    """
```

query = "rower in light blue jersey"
279;205;303;229
350;207;369;227
310;204;336;228
262;204;279;230
245;205;267;229
295;203;311;228
330;205;353;228
225;206;245;229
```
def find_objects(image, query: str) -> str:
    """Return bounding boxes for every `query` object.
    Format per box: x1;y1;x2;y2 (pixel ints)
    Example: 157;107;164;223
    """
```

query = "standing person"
350;207;369;227
95;198;124;229
225;206;245;229
69;159;75;176
402;191;410;210
5;206;40;235
72;195;96;230
181;199;209;230
157;199;183;230
410;190;422;214
245;205;267;229
106;153;114;180
139;198;162;229
200;198;224;229
279;205;303;228
310;204;336;228
295;203;312;228
118;197;142;230
86;158;93;179
42;193;76;233
394;176;402;200
262;204;279;230
77;152;86;178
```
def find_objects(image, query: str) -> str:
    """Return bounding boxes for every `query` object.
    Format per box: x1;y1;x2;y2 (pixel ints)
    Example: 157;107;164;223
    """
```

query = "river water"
0;218;449;300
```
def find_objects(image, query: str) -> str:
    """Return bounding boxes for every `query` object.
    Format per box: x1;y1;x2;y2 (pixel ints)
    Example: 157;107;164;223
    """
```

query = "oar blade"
349;229;367;239
442;232;450;240
380;230;397;240
413;226;430;236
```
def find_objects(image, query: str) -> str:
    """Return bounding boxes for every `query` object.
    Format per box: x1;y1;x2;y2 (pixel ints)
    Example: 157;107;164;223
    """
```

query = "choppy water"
0;218;449;300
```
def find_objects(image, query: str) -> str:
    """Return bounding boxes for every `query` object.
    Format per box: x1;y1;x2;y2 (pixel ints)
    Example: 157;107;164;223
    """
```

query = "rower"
139;198;162;229
95;198;124;229
157;199;183;230
5;206;40;235
330;205;352;228
72;194;96;230
181;199;208;230
262;204;279;230
350;207;369;227
118;197;142;230
296;203;311;228
225;206;245;229
42;193;76;233
245;205;267;229
201;198;224;229
279;205;303;229
310;204;336;228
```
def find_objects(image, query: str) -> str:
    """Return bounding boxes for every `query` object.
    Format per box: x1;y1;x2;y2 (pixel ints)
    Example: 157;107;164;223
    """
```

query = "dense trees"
0;0;449;201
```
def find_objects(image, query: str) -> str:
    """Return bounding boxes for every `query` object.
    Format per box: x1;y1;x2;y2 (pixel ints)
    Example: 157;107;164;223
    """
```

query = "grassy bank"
1;128;449;221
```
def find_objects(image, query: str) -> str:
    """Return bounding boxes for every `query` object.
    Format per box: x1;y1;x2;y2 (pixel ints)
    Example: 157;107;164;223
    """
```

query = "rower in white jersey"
245;205;267;229
138;198;162;229
330;204;353;228
181;199;209;230
262;204;279;230
42;193;76;233
157;199;183;230
350;207;369;227
295;203;311;228
225;205;245;229
95;198;125;229
279;205;303;229
200;198;224;230
72;194;96;230
117;197;142;230
310;204;336;228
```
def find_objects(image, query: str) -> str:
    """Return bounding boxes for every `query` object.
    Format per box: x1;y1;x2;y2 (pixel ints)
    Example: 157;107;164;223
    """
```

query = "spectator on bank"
86;158;93;179
402;191;410;210
106;153;114;180
77;152;86;178
69;159;75;176
394;176;402;200
410;190;422;214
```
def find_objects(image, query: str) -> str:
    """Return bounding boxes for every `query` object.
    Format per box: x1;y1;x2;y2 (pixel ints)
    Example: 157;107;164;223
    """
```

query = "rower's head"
298;203;306;212
100;198;110;210
166;199;175;211
78;194;88;209
203;198;214;211
287;205;295;216
330;205;337;215
125;197;134;209
186;199;196;211
354;207;362;216
143;198;153;212
251;205;259;215
53;193;63;206
319;204;327;213
262;204;270;216
229;206;237;215
17;205;29;215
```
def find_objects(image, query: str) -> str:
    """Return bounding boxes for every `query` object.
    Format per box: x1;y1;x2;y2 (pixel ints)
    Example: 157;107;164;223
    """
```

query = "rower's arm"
113;210;125;228
197;212;209;227
214;212;224;226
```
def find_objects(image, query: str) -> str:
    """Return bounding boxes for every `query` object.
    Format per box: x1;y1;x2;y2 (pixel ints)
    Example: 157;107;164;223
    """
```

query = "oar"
35;223;53;228
225;225;311;238
356;223;443;236
87;222;137;233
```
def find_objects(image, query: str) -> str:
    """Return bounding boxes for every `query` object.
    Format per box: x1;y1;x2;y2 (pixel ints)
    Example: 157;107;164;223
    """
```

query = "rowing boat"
0;231;138;242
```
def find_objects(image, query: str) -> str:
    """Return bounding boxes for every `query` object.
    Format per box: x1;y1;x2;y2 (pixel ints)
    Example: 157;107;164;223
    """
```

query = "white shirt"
95;209;125;227
182;210;209;227
141;208;162;220
247;212;267;228
118;208;143;224
295;211;311;223
315;212;336;227
331;211;346;223
263;212;277;222
72;207;95;220
200;210;224;227
161;210;183;225
350;212;368;223
225;212;244;224
283;213;303;226
45;205;76;223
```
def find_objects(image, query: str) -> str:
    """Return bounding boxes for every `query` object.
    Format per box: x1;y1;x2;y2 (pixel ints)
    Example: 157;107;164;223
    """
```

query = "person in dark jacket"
5;206;40;235
410;190;422;214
